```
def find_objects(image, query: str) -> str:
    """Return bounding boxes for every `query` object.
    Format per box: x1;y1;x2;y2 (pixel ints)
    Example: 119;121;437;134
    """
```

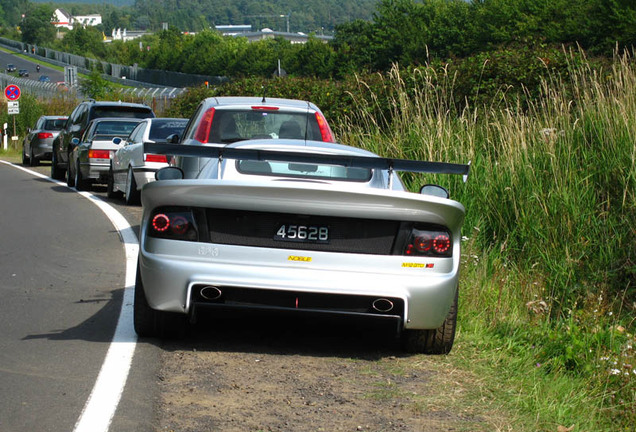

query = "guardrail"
0;72;187;112
0;73;77;99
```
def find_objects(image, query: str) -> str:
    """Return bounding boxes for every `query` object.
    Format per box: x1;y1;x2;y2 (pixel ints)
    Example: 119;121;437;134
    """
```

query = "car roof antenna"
261;85;267;103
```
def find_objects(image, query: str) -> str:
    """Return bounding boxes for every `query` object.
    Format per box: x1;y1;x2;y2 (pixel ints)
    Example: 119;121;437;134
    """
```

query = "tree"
291;37;336;78
57;26;107;59
332;19;377;76
80;69;113;100
0;0;23;28
21;4;56;45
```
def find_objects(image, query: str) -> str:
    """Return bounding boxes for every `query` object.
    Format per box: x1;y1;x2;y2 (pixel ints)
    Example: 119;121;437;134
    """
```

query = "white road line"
1;161;138;432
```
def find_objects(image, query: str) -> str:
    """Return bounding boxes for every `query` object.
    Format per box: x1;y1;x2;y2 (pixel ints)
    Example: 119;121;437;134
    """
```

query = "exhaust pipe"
372;298;394;313
199;286;222;301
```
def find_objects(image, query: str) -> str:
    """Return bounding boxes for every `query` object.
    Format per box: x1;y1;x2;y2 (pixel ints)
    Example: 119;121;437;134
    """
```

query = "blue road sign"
4;85;21;101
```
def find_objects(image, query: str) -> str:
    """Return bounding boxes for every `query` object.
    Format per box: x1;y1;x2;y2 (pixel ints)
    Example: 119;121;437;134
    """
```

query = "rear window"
236;160;372;182
93;121;141;136
44;119;67;130
149;119;188;140
91;107;154;120
202;110;324;144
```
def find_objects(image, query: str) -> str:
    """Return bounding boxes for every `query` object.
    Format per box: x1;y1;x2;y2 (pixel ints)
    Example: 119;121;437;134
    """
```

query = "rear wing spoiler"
144;142;471;184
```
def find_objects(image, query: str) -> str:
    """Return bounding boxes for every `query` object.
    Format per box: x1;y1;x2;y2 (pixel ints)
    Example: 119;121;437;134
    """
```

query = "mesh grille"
206;209;400;255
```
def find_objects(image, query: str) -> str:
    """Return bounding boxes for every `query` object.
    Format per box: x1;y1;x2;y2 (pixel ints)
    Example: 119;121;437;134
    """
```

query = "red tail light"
404;228;452;257
144;154;167;163
251;106;279;111
37;132;53;139
149;209;198;241
194;107;215;143
88;149;111;159
152;214;170;232
315;112;335;142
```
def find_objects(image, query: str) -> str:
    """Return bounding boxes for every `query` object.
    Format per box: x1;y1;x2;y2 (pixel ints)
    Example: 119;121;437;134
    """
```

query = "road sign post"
64;66;77;87
7;101;19;115
4;84;21;101
5;85;21;149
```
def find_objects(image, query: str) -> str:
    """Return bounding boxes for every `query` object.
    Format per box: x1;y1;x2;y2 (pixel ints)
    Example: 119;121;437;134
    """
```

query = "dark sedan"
23;116;68;166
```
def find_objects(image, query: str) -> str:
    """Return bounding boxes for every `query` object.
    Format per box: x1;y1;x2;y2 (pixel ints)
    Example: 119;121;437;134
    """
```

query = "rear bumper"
81;162;109;182
32;141;53;159
34;150;52;160
132;165;163;189
139;242;459;330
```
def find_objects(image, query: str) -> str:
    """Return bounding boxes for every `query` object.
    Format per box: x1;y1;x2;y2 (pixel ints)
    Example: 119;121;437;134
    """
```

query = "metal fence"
0;72;78;100
1;37;226;89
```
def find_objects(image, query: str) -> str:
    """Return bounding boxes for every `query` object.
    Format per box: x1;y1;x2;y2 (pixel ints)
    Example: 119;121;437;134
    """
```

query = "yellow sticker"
288;255;312;262
402;263;425;268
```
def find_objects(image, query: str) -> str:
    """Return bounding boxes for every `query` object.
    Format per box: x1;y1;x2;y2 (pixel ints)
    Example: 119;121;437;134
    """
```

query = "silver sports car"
135;139;469;354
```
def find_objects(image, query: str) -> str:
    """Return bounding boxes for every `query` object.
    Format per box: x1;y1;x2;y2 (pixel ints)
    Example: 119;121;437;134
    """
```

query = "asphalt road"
0;161;157;431
0;49;65;83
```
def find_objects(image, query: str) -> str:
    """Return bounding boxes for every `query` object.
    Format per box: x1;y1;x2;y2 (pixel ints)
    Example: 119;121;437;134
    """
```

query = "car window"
93;120;142;137
182;104;205;142
149;119;188;141
128;122;145;144
44;119;66;130
91;107;154;119
236;160;372;182
75;105;88;127
203;110;322;144
68;104;84;126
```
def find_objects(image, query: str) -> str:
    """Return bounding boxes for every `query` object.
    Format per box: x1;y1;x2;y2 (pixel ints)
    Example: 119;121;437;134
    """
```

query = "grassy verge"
339;52;635;430
0;147;21;163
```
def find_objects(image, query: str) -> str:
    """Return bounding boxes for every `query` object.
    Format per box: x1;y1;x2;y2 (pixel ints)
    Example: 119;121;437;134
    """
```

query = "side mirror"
155;166;184;181
166;134;180;144
420;184;449;199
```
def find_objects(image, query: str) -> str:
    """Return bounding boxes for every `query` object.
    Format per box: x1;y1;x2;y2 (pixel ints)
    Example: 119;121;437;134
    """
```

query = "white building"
51;8;102;30
52;9;72;29
109;28;148;42
73;15;102;28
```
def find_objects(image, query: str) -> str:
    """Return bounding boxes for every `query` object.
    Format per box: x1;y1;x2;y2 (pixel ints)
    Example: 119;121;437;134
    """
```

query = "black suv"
51;100;155;180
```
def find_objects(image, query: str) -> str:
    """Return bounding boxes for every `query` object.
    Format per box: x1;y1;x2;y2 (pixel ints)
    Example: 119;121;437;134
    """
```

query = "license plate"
274;224;329;243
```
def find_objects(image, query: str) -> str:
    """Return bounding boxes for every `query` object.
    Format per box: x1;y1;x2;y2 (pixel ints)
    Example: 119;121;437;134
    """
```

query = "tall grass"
339;50;635;429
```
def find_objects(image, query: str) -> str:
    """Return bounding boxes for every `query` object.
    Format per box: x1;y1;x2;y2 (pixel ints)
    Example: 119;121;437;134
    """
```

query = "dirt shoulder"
156;317;510;432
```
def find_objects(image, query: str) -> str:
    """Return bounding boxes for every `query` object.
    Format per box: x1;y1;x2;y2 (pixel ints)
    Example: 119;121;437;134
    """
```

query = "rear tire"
51;150;65;180
22;146;29;165
66;158;75;187
401;286;458;355
75;158;90;191
133;263;187;338
29;149;39;167
106;166;123;199
125;166;141;205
